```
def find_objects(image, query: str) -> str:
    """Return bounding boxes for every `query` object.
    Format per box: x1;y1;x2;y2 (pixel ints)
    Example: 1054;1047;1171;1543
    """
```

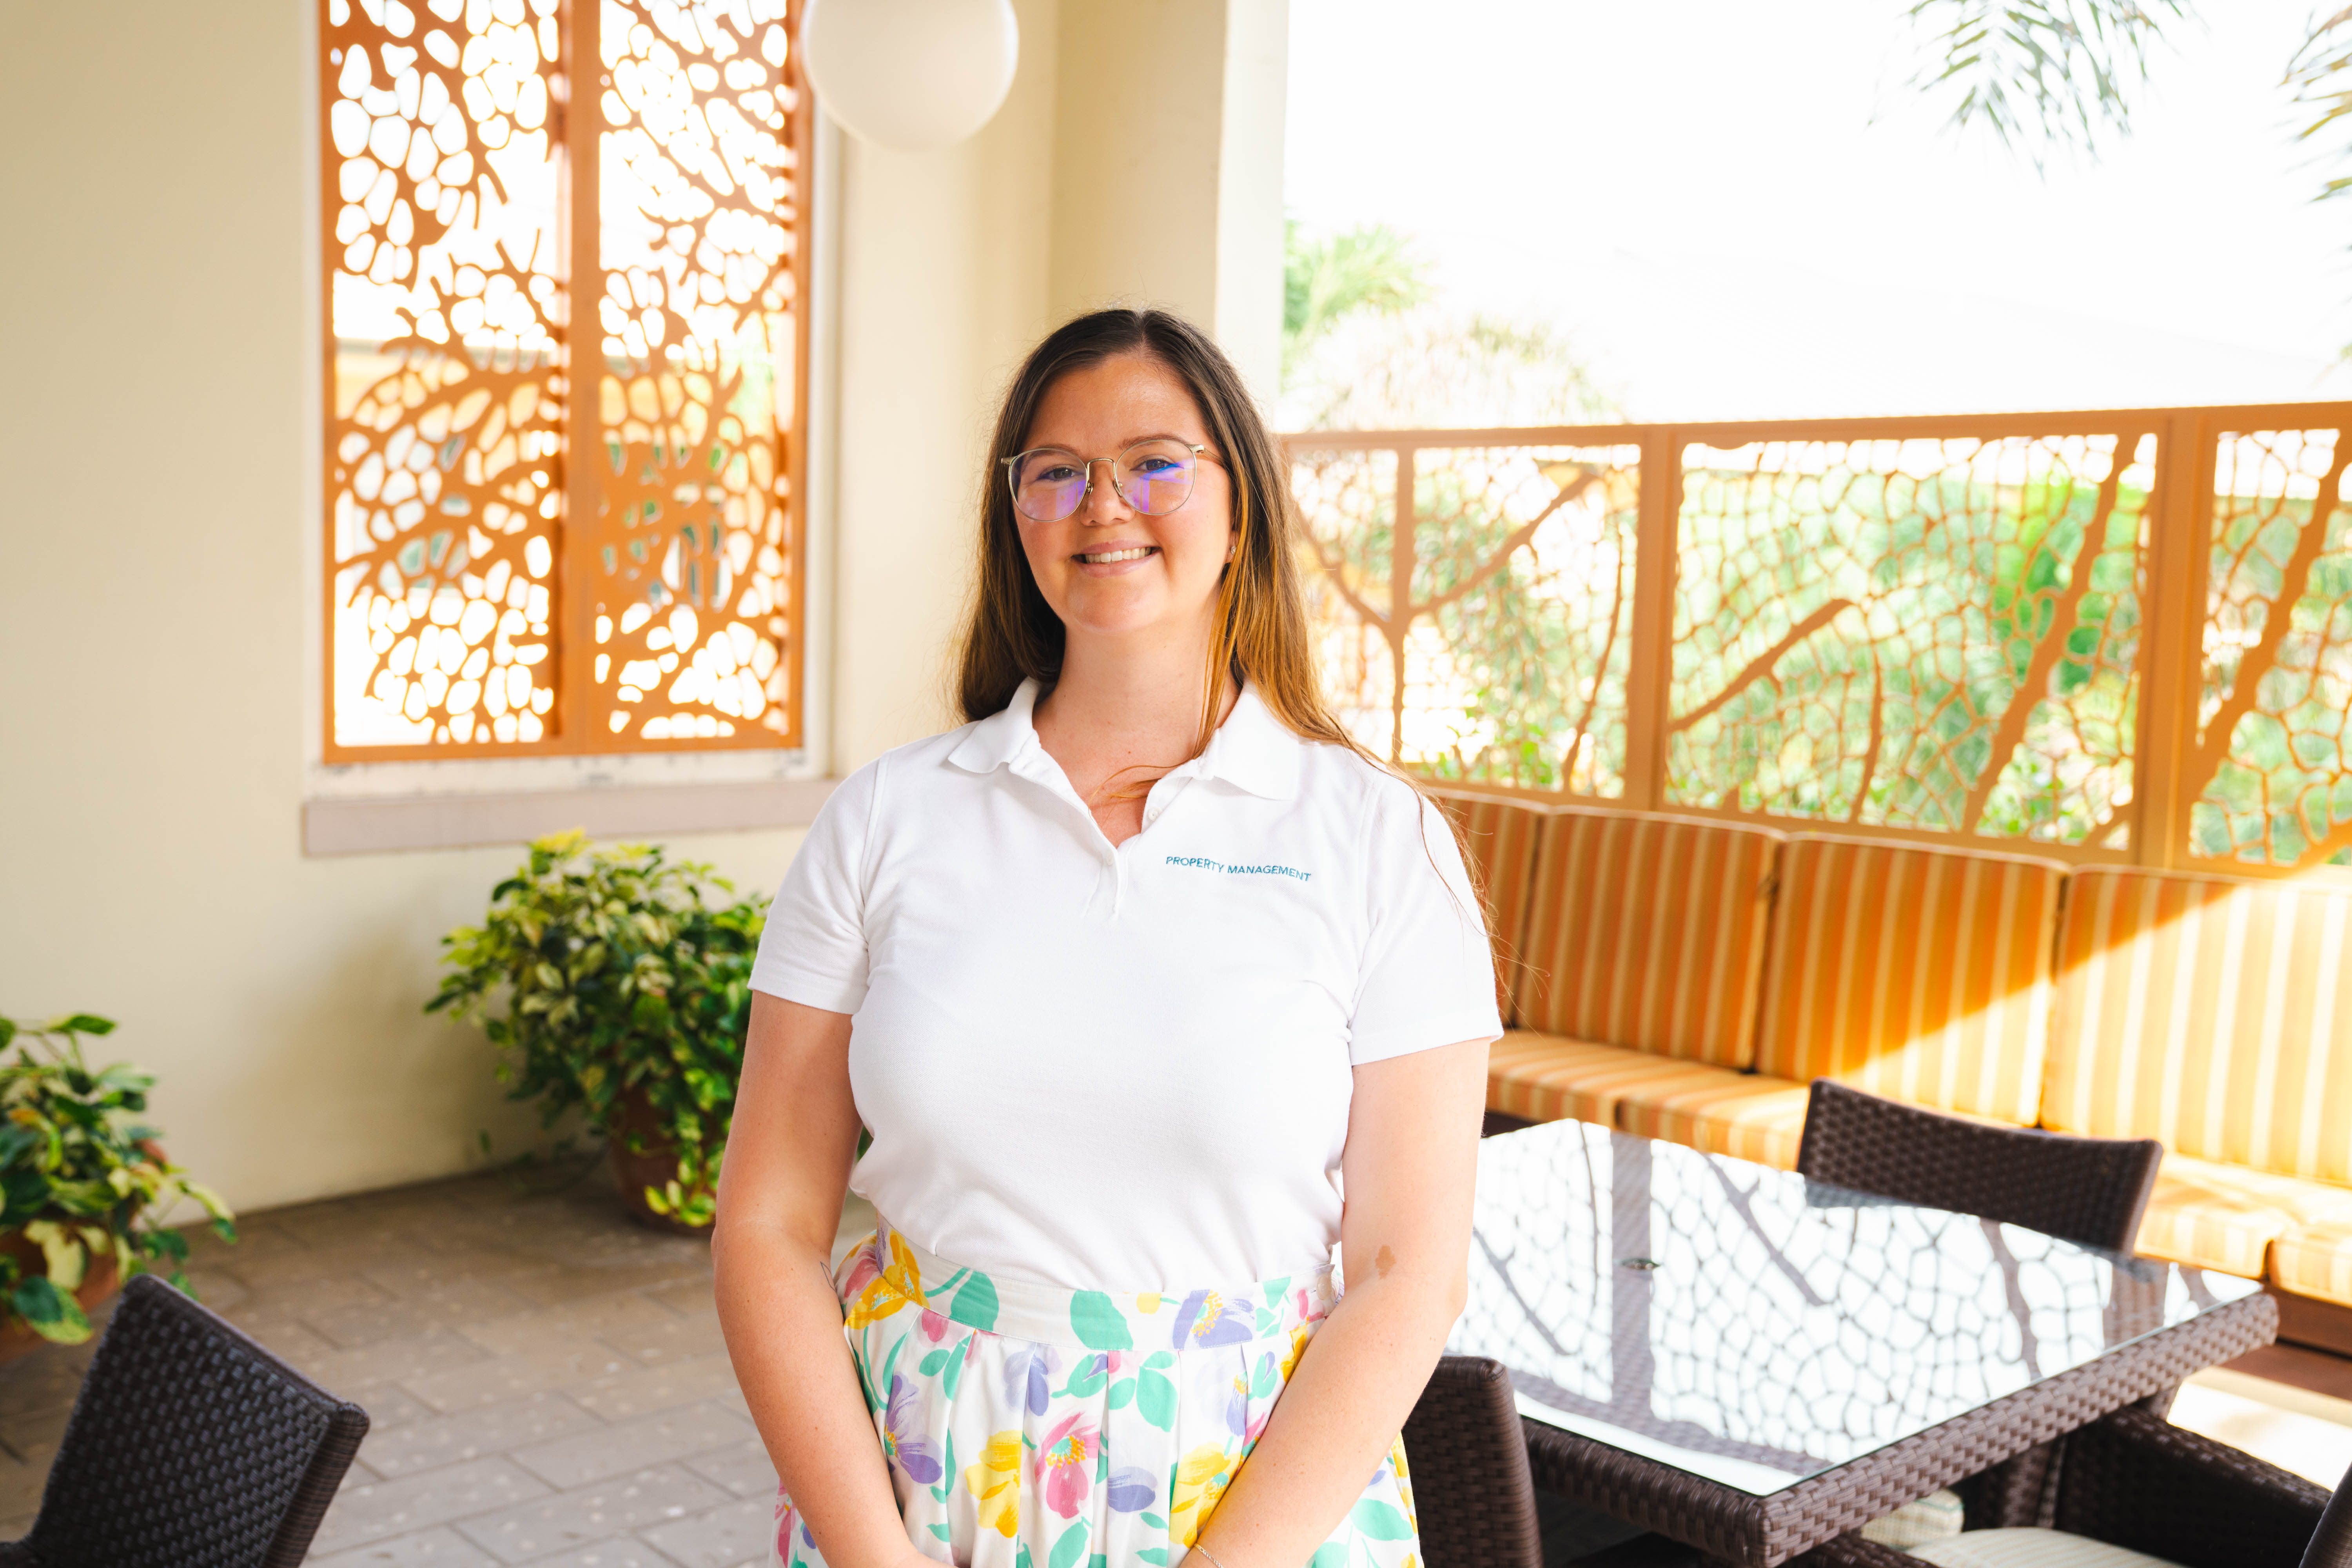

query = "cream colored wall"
1212;0;1291;401
830;0;1064;764
826;0;1293;758
0;0;1280;1214
1046;0;1289;399
0;1;811;1215
0;0;818;1213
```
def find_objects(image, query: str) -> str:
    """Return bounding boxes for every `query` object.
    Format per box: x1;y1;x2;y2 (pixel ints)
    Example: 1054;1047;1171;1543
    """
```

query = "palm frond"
1903;0;2191;169
1283;223;1432;349
2287;7;2352;201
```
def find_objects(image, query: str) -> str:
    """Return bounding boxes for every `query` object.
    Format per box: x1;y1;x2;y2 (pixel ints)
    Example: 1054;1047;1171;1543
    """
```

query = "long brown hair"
956;308;1359;764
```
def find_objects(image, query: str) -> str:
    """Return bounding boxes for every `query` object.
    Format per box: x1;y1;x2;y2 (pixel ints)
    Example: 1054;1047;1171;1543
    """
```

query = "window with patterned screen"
321;0;808;759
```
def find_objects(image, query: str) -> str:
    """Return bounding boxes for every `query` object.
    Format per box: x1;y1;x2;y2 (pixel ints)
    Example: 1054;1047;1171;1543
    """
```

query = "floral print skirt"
771;1219;1421;1568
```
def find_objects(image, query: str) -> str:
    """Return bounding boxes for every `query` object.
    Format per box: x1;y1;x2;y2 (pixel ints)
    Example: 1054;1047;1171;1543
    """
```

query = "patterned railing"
1283;406;2352;875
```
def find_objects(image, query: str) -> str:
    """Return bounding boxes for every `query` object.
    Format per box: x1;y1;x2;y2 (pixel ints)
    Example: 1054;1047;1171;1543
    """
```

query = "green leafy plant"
427;831;767;1227
0;1014;236;1345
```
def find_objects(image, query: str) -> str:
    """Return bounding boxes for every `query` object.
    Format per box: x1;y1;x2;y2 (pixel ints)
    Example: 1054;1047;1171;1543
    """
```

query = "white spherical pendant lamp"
801;0;1020;154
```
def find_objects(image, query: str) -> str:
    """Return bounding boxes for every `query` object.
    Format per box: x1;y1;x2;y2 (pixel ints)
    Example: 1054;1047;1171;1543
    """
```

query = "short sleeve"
750;759;880;1014
1347;781;1505;1065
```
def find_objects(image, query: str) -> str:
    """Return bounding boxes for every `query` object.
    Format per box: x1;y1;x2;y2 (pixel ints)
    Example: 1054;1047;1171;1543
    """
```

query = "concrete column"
1047;0;1289;401
828;0;1063;767
826;0;1290;769
1212;0;1290;402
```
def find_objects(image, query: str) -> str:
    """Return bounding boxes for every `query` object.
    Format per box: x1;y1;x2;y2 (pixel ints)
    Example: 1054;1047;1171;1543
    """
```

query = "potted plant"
428;830;767;1233
0;1014;236;1358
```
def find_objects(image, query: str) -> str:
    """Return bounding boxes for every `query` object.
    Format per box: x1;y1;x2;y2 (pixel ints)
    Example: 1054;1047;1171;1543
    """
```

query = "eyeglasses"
1002;439;1218;523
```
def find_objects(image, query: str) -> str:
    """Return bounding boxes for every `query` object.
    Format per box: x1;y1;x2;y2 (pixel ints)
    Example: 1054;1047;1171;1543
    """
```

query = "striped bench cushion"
1486;1031;1704;1129
2132;1152;2352;1280
2043;867;2352;1183
2274;1212;2352;1309
1485;1030;1813;1167
1514;808;1782;1068
1755;836;2063;1126
1613;1069;1813;1170
1431;789;1549;1028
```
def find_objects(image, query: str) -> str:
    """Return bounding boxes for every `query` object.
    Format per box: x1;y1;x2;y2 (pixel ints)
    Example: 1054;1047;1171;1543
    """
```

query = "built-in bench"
1444;787;2352;1351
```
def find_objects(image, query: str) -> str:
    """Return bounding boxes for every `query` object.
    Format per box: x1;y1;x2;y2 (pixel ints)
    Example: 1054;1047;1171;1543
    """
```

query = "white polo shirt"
750;679;1500;1291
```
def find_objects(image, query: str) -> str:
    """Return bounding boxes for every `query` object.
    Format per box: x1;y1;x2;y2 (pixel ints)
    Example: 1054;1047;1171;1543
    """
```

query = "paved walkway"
0;1158;869;1567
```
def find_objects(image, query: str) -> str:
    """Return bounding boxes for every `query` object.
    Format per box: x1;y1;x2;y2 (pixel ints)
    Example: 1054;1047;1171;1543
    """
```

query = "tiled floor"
0;1156;872;1567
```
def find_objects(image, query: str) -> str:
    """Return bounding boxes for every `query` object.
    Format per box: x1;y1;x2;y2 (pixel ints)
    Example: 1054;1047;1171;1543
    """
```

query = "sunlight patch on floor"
2174;1368;2352;1487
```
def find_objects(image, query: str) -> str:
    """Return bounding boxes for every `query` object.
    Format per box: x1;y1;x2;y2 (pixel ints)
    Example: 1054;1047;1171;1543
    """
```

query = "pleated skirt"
769;1220;1422;1568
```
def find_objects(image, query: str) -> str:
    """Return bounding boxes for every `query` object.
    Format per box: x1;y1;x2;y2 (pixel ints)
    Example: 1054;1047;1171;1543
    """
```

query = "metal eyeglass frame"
1001;441;1220;523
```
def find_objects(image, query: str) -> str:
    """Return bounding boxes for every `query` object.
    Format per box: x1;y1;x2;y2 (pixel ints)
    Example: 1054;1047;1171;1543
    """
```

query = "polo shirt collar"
945;677;1045;775
1192;681;1301;800
945;677;1303;800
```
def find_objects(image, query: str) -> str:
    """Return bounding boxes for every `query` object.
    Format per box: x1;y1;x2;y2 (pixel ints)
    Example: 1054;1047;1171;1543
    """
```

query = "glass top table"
1449;1120;2276;1564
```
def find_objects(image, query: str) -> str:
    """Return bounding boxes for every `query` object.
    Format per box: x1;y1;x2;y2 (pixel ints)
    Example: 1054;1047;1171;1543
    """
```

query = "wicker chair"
1403;1355;1544;1568
0;1273;370;1568
1795;1078;2176;1542
1787;1404;2344;1568
1794;1079;2163;1252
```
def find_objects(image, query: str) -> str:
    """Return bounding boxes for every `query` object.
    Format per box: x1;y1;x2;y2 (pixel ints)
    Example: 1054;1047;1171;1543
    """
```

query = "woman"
715;309;1500;1568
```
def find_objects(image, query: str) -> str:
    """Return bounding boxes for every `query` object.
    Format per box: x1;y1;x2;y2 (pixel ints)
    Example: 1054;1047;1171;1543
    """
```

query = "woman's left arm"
1187;1034;1491;1568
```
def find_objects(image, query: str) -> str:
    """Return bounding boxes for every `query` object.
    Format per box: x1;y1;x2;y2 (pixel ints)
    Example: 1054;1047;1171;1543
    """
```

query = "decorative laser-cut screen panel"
1290;442;1640;794
1669;434;2152;846
325;0;566;750
2192;427;2352;868
589;0;799;744
323;0;806;759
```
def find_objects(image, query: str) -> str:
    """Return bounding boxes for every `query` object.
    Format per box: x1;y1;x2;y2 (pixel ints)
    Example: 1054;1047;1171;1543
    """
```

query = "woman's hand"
713;993;915;1568
1184;1035;1490;1568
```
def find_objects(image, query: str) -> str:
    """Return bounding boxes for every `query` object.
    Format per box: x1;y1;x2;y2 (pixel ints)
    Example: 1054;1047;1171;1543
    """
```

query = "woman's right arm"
713;990;924;1568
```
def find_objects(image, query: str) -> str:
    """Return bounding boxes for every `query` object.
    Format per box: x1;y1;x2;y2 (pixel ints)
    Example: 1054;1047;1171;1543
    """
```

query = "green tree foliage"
1908;2;2352;220
1282;220;1433;385
2289;10;2352;202
1285;312;1616;433
1902;0;2188;165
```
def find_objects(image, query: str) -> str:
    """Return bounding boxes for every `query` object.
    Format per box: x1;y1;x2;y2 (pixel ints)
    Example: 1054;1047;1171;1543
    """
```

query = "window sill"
302;777;839;856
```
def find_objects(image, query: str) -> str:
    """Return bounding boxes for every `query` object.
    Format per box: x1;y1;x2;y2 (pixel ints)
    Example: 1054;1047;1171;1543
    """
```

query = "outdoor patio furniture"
1401;1355;1544;1568
1442;788;2352;1348
0;1273;369;1568
1794;1078;2167;1532
1454;1118;2277;1568
1784;1407;2346;1567
1793;1080;2162;1254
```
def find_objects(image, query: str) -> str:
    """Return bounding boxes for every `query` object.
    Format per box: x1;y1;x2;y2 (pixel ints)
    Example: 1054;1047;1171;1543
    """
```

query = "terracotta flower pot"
608;1083;715;1236
0;1229;122;1367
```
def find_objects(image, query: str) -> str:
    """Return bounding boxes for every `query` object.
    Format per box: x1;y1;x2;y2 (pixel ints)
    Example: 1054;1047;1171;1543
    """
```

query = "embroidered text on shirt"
1164;855;1312;883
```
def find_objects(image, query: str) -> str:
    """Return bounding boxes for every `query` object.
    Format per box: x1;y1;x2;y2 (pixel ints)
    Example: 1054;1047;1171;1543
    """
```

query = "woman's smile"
1073;541;1161;571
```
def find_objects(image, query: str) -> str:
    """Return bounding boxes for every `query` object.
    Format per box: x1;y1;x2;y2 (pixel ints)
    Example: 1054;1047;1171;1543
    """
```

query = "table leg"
1955;1439;2060;1528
